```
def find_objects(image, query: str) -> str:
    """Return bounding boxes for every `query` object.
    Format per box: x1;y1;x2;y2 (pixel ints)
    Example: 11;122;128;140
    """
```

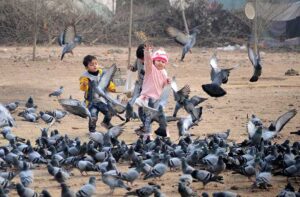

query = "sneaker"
101;122;113;129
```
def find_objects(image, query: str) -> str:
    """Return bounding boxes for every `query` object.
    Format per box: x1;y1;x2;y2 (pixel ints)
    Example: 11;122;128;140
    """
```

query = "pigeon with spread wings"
202;53;238;97
59;24;82;60
165;26;200;61
94;64;126;119
247;43;262;82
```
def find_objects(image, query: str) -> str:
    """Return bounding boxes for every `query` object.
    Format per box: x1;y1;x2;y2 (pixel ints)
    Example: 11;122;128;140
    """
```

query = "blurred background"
0;0;299;49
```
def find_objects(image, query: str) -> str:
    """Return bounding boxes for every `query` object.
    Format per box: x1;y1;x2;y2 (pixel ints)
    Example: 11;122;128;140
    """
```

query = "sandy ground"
0;45;299;196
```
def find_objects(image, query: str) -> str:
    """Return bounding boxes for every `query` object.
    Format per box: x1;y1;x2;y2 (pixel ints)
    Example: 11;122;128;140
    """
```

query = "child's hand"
166;77;171;84
127;64;134;71
144;43;153;52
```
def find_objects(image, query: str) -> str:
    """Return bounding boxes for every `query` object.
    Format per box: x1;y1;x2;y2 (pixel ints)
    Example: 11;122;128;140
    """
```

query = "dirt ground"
0;45;299;196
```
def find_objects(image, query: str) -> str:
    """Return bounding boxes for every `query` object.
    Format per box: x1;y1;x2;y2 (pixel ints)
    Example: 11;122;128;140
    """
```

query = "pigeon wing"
58;99;90;118
63;24;76;44
165;26;189;46
98;64;117;90
247;45;257;67
58;32;64;46
269;109;297;133
154;84;171;109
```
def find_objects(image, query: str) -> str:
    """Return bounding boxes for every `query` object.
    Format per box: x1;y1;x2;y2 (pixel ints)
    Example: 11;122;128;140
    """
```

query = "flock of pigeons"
0;62;299;197
0;25;299;197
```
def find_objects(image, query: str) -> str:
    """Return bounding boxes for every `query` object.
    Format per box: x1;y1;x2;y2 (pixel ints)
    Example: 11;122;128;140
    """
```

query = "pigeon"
248;109;297;140
49;86;64;97
165;26;200;61
178;180;197;197
233;164;256;180
207;156;226;175
191;170;223;188
76;176;96;197
177;107;202;137
253;171;272;189
181;158;196;175
59;98;91;118
117;168;140;185
212;191;240;197
125;184;161;197
16;183;38;197
247;43;262;82
171;80;191;117
153;188;166;197
0;172;16;181
0;187;8;197
102;172;131;193
61;183;76;197
0;104;15;128
40;190;52;197
208;129;231;140
93;64;126;114
40;111;55;124
18;107;36;116
153;105;168;137
1;127;25;142
22;111;38;122
277;183;297;197
202;53;238;97
19;163;34;187
143;163;168;180
59;24;82;60
5;101;19;111
0;176;10;191
74;160;96;175
126;80;142;122
45;110;67;120
25;96;37;108
54;170;70;183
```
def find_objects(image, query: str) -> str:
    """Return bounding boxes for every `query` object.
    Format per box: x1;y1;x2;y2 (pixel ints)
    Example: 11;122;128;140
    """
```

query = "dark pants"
88;101;112;132
138;107;152;134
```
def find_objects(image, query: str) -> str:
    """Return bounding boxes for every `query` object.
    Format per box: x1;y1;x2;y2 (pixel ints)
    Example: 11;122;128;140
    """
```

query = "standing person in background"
128;44;146;131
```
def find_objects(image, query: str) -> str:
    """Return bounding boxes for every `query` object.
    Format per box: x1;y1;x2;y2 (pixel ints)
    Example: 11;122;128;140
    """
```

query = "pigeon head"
89;176;96;185
74;35;82;43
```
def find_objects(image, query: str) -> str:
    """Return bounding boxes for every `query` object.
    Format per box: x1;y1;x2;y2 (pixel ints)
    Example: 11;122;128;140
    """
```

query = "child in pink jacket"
135;44;171;139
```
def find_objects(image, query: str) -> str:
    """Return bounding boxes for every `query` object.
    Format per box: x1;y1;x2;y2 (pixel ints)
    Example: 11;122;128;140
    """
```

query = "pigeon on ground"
75;176;96;197
49;86;64;98
191;169;224;188
25;96;37;108
0;104;15;128
5;101;19;112
16;183;38;197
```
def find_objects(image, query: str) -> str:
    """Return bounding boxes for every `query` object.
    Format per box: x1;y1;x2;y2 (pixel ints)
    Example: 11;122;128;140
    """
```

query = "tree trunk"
254;0;258;55
32;0;37;61
180;0;189;34
125;0;133;92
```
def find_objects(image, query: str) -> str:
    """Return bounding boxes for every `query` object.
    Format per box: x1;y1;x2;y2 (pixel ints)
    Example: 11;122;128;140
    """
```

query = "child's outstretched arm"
144;44;153;74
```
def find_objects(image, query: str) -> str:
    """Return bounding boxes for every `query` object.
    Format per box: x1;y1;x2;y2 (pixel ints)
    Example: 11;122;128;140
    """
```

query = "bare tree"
172;0;191;34
32;0;38;61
